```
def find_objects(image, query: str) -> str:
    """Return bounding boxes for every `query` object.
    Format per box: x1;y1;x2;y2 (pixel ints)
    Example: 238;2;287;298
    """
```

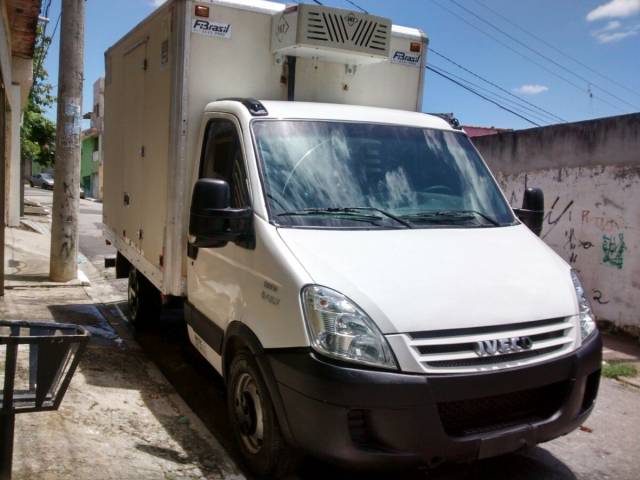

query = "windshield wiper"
276;208;385;226
277;207;412;228
402;210;501;227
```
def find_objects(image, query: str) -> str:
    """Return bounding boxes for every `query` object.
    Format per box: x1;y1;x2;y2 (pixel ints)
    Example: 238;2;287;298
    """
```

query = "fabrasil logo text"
193;19;231;35
392;51;420;66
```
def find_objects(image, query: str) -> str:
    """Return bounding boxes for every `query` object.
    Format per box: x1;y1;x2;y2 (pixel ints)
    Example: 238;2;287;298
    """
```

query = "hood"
278;225;577;334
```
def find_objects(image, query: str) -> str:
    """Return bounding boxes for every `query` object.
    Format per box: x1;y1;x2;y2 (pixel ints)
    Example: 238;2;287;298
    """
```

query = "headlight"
570;270;596;341
301;285;397;370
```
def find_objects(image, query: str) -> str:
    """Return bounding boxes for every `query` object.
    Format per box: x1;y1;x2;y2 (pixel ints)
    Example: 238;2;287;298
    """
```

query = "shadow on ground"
46;302;238;478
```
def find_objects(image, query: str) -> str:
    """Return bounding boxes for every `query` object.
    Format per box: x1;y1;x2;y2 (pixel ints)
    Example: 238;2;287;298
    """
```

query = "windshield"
252;120;516;229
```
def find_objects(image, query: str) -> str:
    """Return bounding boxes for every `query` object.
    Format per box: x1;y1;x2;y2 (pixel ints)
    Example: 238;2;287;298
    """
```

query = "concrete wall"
473;114;640;329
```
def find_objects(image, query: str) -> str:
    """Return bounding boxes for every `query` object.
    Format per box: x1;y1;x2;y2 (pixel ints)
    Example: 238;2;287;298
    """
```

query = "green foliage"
602;362;638;379
21;25;56;168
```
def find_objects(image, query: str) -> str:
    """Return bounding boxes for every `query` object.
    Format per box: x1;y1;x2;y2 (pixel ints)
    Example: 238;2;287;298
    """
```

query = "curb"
617;376;640;389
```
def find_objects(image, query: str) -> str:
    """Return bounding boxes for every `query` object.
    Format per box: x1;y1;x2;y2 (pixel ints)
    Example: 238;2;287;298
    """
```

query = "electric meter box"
271;4;392;65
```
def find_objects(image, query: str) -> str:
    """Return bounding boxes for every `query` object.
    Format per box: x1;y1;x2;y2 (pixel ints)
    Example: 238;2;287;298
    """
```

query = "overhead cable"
429;47;567;123
426;65;542;127
447;0;640;111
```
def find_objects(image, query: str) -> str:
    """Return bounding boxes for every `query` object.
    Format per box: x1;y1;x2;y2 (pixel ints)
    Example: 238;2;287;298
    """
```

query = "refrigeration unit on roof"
271;4;392;65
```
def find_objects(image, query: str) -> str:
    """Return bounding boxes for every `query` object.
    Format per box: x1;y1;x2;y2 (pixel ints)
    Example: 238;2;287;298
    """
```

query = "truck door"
121;40;147;251
186;115;252;354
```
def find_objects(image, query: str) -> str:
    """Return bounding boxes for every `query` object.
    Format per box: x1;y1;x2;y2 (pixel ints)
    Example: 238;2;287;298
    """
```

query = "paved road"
25;186;116;269
25;186;640;479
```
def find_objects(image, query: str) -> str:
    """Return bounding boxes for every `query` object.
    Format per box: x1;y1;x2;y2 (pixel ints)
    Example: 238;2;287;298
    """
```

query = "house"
80;77;104;200
463;125;512;138
1;0;42;226
1;0;42;294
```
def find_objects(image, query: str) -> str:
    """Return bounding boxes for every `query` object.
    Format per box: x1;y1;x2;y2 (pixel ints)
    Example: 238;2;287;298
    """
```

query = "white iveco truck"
103;0;601;476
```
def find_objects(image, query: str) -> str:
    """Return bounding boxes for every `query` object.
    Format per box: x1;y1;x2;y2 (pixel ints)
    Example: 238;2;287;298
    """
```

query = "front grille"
405;317;576;373
428;345;563;368
438;381;568;437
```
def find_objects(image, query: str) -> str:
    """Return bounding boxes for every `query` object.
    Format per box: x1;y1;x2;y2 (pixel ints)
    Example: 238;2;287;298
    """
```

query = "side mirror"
514;187;544;236
189;178;254;250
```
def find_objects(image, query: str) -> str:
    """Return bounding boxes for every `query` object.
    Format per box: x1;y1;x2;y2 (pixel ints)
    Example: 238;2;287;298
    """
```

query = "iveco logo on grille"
474;337;533;357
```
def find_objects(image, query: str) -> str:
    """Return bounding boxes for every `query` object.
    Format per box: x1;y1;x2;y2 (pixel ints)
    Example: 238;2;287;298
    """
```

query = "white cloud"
588;4;640;44
601;20;623;30
149;0;167;7
586;0;640;22
593;24;640;42
513;84;549;95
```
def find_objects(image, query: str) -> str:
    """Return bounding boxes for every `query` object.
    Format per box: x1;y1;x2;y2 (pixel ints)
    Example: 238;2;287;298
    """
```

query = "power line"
429;63;557;124
430;0;627;115
471;0;640;101
331;0;560;126
31;2;56;95
43;12;61;64
43;0;52;19
426;65;542;127
428;47;567;123
345;0;368;13
447;0;640;111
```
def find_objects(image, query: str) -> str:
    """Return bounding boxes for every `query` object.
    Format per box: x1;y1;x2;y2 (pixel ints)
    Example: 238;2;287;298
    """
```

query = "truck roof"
203;0;424;39
207;100;455;131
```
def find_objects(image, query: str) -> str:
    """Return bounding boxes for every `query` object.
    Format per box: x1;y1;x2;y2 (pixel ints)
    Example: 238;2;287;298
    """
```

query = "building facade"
1;0;42;294
1;0;41;226
80;77;104;200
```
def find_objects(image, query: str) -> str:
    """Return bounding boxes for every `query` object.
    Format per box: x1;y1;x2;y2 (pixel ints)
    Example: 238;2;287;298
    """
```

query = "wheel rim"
233;372;264;454
128;270;139;321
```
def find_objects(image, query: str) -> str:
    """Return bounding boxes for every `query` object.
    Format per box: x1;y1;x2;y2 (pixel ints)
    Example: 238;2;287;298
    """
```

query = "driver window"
199;119;250;208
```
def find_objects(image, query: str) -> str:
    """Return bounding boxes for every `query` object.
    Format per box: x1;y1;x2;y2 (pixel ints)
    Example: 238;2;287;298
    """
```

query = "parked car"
30;173;54;190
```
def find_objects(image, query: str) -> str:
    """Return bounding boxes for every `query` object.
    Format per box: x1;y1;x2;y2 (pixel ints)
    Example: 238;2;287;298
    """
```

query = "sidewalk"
1;223;243;480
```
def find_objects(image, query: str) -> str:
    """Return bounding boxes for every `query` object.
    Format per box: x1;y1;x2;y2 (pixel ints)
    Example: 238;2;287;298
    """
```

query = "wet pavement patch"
48;303;121;347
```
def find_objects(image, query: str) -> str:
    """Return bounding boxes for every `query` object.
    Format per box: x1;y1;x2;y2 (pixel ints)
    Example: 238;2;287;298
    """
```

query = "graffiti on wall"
563;228;594;265
602;233;626;269
581;210;620;233
542;196;574;240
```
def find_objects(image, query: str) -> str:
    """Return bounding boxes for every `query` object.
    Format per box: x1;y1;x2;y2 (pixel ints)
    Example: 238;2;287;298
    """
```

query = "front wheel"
227;350;298;478
127;268;161;328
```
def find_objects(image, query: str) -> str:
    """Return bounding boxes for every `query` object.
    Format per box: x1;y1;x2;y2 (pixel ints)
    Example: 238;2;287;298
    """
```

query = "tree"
21;25;56;168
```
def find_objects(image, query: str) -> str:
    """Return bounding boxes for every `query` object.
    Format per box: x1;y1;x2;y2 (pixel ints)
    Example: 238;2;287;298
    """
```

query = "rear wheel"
227;350;298;478
127;268;161;327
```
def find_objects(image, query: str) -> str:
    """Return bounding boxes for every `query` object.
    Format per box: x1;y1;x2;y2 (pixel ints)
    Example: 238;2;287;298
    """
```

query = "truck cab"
182;99;601;475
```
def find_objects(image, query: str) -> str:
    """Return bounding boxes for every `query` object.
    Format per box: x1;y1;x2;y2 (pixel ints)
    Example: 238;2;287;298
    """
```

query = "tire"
127;268;161;328
227;350;298;478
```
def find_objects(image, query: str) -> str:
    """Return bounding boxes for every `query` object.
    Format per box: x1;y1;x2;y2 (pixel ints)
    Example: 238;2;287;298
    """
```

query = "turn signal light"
195;5;210;17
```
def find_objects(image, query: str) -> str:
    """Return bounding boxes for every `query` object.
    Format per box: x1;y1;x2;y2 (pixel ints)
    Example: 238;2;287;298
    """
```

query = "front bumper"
267;332;602;469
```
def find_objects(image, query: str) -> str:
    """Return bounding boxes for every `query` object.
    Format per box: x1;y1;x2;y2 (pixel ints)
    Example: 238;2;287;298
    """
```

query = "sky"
41;0;640;130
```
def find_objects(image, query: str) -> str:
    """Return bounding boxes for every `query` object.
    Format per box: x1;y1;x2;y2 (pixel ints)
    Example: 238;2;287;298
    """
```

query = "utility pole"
50;0;85;282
